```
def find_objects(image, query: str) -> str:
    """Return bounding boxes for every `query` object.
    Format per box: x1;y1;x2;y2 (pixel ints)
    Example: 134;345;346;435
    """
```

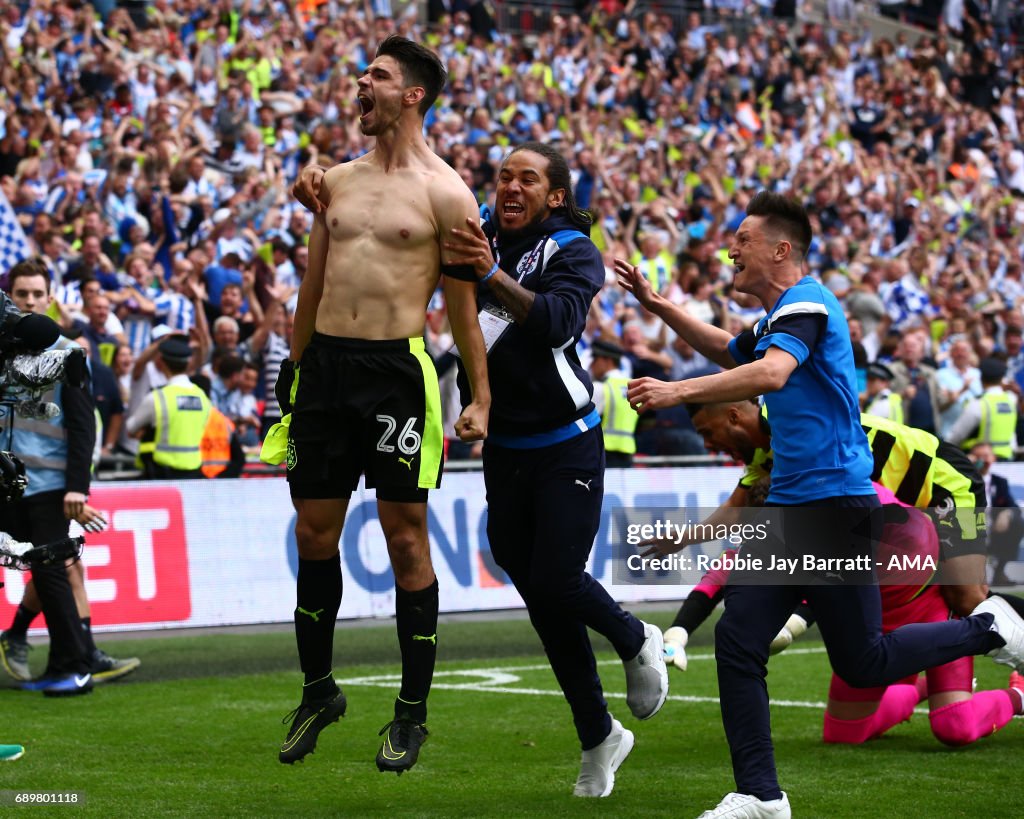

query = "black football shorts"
287;334;444;502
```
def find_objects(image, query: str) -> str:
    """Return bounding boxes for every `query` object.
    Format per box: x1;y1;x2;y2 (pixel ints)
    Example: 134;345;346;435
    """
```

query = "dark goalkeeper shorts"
287;334;444;502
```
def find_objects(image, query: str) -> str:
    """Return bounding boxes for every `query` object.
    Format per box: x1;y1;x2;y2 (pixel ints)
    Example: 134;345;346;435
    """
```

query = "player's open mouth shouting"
357;93;375;123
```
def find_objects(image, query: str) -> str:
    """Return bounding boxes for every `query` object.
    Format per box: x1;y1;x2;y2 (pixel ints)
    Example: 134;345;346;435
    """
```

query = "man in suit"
971;442;1024;586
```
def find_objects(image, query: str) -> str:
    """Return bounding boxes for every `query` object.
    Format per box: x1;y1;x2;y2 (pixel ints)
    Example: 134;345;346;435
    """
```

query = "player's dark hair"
7;258;51;289
376;35;446;117
745;191;812;262
506;142;593;231
685;397;760;420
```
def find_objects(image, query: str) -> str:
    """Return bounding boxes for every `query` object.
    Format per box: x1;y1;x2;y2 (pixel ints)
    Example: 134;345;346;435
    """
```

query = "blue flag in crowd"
0;190;30;275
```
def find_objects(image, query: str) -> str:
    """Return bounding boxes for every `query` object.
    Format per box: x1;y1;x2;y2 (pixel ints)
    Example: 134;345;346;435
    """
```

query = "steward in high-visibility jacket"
864;389;904;424
589;338;638;468
948;358;1018;461
959;387;1017;461
863;362;904;424
602;375;639;458
125;336;210;479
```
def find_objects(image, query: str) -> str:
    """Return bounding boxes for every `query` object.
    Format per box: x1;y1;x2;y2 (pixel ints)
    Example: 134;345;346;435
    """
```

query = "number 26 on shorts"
376;415;421;455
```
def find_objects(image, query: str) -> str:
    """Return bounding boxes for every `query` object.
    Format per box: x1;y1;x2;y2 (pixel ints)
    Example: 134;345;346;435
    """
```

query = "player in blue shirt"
616;191;1024;819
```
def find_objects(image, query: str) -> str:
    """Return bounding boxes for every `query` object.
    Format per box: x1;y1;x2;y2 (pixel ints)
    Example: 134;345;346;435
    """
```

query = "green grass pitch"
1;611;1019;817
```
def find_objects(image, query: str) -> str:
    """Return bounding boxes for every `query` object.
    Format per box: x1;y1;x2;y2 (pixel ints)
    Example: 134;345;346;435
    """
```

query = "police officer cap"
591;339;624;362
158;336;193;363
980;357;1007;381
866;362;894;381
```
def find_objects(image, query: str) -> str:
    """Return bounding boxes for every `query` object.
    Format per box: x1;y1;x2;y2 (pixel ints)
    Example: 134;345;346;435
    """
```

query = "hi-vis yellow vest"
151;383;211;470
964;389;1016;460
602;375;638;455
865;390;904;425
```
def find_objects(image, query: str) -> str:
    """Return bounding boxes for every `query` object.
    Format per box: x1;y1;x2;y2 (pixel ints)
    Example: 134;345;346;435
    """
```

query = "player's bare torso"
315;154;457;340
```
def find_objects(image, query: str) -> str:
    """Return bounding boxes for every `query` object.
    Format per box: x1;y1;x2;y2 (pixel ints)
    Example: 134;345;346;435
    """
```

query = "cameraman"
0;260;96;695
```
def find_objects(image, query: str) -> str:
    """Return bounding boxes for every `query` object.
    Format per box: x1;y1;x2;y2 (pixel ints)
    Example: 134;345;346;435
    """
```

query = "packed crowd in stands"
0;0;1023;474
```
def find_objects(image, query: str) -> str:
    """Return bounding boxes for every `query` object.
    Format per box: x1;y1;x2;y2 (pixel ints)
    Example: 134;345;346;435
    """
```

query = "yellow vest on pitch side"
964;389;1017;460
865;390;904;425
152;383;211;471
601;375;638;455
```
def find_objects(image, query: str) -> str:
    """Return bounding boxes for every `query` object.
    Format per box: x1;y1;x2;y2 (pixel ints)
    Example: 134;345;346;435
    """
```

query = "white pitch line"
441;646;830;676
423;685;829;710
335;646;842;711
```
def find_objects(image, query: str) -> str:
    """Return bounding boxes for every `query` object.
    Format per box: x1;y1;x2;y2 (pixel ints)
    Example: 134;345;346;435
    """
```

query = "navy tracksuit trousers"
717;495;1001;800
483;427;645;750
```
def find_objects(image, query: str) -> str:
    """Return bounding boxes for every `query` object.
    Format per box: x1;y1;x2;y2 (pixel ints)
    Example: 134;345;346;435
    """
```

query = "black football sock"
295;553;342;700
8;603;39;640
792;602;816;629
302;671;339;704
81;616;98;655
671;589;722;635
394;578;438;724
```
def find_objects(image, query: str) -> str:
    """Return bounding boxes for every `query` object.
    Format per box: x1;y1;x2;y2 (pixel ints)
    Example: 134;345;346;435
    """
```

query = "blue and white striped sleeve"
754;300;829;366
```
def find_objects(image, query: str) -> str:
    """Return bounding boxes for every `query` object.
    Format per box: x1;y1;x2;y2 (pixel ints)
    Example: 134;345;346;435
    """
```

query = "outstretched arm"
627;347;797;412
615;258;737;368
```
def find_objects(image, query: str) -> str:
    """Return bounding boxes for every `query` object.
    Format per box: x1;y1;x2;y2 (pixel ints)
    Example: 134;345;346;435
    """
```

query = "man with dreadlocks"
444;142;669;798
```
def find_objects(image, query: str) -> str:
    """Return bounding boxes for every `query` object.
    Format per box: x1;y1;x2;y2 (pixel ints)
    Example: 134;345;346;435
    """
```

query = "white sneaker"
973;596;1024;672
573;717;634;797
697;791;792;818
624;621;669;719
664;626;689;671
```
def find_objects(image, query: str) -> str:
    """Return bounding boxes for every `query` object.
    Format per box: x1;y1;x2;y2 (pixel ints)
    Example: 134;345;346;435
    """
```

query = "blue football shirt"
727;276;873;503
